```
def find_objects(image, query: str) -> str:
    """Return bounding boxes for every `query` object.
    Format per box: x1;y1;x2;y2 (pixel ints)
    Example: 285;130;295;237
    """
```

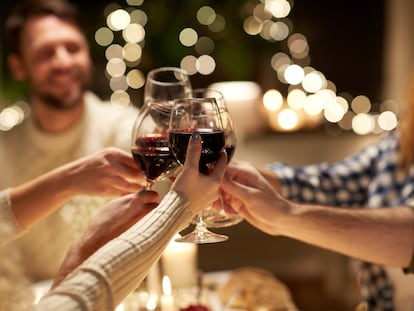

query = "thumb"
210;151;227;180
221;174;252;201
184;131;202;169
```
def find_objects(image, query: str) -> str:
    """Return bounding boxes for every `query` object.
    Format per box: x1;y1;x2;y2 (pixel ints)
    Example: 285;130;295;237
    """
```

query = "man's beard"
32;67;92;111
37;88;85;111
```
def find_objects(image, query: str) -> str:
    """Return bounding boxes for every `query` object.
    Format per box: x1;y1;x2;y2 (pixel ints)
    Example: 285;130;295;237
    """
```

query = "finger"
101;152;145;185
221;174;253;201
184;131;202;169
102;148;138;167
105;149;136;170
109;176;143;193
209;151;227;179
110;156;145;181
135;189;159;204
220;193;242;214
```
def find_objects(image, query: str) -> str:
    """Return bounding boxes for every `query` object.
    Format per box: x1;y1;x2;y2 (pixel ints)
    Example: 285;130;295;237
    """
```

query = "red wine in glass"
169;97;228;243
169;128;225;175
225;144;236;162
132;134;178;184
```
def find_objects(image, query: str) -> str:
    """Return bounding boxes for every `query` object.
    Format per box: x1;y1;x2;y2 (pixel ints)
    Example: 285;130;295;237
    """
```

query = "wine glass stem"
219;193;225;209
145;181;154;190
194;214;211;236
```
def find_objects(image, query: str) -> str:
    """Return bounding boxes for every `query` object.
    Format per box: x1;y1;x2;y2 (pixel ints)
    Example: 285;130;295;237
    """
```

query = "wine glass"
169;97;228;243
191;89;243;228
144;66;192;109
131;103;179;189
131;67;192;189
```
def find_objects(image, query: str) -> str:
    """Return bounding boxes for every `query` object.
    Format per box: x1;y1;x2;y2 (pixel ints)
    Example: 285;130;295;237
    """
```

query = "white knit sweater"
0;92;139;308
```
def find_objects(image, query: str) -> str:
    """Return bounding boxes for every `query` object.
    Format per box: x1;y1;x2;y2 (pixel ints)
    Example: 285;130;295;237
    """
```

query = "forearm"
279;203;414;267
37;191;193;311
10;165;76;229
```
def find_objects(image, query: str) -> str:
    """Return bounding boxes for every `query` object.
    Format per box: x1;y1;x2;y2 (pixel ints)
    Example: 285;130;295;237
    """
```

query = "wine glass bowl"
168;102;226;176
190;89;243;228
131;104;179;188
145;67;192;108
169;97;228;243
131;67;192;189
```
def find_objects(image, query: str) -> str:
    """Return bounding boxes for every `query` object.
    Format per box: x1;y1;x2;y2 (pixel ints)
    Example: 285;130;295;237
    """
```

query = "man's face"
14;15;92;110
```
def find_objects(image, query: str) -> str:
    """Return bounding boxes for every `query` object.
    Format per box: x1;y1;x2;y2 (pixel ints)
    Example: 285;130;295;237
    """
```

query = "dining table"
30;267;298;311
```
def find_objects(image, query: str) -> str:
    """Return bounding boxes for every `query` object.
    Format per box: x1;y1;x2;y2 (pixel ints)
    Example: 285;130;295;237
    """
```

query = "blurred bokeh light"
0;0;392;135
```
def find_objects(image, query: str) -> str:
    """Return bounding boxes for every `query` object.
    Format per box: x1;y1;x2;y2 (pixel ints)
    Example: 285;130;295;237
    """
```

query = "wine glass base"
175;230;228;244
202;213;244;228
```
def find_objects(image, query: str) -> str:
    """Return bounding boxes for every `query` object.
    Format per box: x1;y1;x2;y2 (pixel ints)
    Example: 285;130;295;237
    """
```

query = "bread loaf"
216;267;297;311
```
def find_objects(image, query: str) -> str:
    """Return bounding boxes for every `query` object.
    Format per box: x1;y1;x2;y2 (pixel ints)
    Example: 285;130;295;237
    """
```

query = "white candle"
161;234;198;289
208;81;265;143
161;275;175;311
146;260;162;295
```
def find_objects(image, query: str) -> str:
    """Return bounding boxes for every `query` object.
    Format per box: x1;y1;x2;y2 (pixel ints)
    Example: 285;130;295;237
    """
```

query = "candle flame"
115;304;124;311
146;294;158;310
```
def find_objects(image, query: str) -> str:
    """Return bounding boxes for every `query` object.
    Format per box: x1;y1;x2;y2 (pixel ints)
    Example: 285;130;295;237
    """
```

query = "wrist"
274;198;301;237
52;238;85;288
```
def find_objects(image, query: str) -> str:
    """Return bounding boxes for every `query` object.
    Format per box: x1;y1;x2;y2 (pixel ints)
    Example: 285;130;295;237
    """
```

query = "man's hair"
5;0;83;55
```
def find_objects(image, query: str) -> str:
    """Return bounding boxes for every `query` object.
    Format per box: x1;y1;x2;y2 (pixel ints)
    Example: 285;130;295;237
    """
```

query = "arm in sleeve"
266;133;396;206
0;188;25;246
33;191;193;311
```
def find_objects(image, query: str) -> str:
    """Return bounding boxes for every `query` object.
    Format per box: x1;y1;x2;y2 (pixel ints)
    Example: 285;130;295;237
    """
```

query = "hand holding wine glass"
191;88;243;228
169;97;228;243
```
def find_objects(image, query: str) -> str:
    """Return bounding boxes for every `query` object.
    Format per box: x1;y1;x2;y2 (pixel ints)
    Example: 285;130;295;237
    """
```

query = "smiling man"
7;1;93;131
0;0;141;308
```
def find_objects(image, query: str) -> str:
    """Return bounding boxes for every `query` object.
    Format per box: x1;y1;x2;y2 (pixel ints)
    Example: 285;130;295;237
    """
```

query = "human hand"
221;160;290;235
61;147;145;197
170;132;227;215
52;190;159;288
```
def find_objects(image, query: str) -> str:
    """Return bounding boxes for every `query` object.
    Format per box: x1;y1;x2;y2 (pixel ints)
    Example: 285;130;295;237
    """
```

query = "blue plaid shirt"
267;130;414;311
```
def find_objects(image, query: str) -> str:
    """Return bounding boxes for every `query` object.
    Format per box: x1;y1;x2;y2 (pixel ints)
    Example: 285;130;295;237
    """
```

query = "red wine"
225;144;236;162
169;128;225;174
132;134;178;183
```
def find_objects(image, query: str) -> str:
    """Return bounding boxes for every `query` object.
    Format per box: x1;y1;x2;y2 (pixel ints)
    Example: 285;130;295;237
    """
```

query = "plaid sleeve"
266;133;395;208
266;153;374;206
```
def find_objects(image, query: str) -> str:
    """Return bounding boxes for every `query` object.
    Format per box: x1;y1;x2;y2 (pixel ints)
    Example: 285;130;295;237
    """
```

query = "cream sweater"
0;93;139;307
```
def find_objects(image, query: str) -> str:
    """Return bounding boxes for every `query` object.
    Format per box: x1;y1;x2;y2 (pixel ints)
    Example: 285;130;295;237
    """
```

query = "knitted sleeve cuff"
0;188;25;245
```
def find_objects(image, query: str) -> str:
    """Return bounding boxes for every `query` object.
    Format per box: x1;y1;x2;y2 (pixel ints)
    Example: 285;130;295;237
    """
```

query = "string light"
0;0;398;135
96;0;400;135
248;0;398;134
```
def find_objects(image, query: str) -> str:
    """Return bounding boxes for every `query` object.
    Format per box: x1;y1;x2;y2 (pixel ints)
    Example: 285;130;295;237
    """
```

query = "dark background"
0;0;385;104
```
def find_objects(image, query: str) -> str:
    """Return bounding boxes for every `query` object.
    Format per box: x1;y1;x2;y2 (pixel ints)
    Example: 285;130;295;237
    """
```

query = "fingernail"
192;131;199;141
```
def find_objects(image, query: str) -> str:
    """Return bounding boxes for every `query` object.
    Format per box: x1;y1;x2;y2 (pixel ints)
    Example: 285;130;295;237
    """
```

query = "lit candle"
146;293;158;311
161;275;175;311
161;234;198;289
33;287;48;304
115;303;125;311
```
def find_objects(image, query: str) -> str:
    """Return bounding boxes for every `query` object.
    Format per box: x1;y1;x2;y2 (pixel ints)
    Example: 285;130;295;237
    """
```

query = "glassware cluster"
131;67;243;244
